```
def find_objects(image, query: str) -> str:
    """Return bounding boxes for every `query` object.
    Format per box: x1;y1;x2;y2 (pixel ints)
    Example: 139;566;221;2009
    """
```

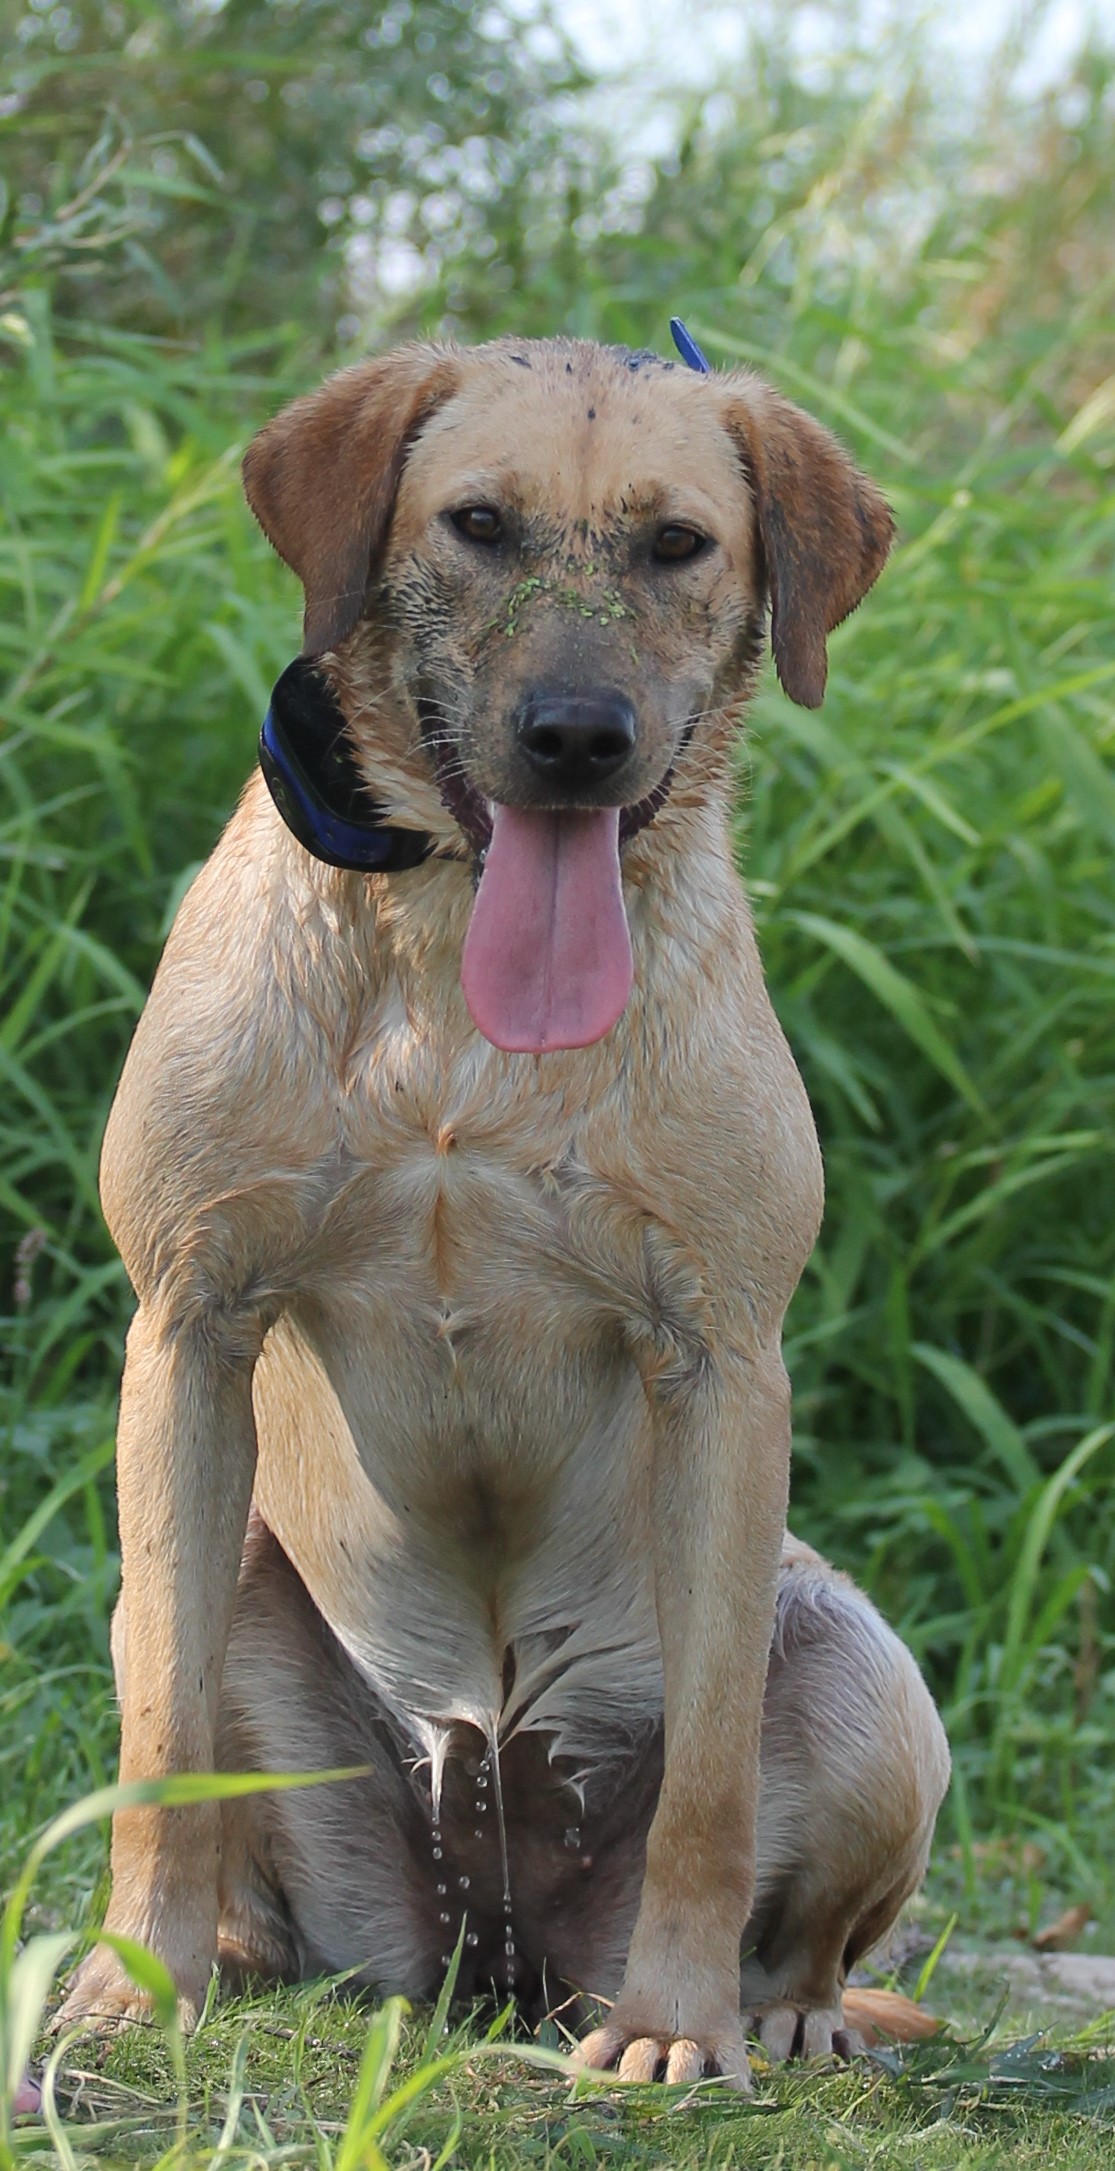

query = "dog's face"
244;338;893;1053
382;346;764;829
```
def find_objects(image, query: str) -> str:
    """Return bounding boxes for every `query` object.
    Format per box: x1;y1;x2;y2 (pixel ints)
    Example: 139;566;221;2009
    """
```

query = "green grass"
25;2001;1115;2169
2;4;1115;2162
4;1803;1115;2168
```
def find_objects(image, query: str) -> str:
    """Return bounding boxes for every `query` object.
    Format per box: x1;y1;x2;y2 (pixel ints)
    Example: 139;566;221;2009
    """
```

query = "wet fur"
60;338;949;2085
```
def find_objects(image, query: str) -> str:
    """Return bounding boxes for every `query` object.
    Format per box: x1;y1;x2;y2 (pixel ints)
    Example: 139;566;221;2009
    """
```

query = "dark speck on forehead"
587;407;596;421
565;361;573;374
611;346;675;375
509;354;531;369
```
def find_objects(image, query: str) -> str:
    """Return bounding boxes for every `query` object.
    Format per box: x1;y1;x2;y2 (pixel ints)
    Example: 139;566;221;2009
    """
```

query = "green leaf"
0;1437;115;1612
1;1930;73;2119
788;912;987;1115
999;1425;1115;1696
95;1930;180;2035
911;1344;1039;1491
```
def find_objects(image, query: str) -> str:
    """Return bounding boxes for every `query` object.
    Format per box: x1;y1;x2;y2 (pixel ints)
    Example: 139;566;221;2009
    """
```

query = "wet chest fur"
250;1015;696;1752
290;1004;709;1461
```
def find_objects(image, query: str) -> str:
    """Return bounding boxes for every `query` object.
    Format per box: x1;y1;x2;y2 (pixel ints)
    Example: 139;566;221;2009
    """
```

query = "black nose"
516;690;637;795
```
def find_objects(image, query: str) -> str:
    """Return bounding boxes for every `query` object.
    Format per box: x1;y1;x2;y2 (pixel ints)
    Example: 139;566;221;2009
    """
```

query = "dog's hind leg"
214;1514;440;1997
740;1538;950;2061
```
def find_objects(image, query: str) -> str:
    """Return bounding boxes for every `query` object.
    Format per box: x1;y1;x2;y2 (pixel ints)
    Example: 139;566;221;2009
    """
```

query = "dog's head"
244;337;892;1053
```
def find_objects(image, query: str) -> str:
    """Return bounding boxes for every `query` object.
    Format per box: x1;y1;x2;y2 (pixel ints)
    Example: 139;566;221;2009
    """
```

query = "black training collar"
259;657;438;874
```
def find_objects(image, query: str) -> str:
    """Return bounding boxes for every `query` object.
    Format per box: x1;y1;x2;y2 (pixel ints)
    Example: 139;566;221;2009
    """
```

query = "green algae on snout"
496;575;629;638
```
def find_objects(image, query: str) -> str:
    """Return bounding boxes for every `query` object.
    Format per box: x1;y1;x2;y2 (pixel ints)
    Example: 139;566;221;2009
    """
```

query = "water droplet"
473;1827;484;1839
432;1847;443;1860
457;1874;470;1890
440;1953;451;1967
477;1771;488;1788
563;1826;581;1851
435;1883;447;1896
439;1911;451;1925
466;1930;479;1948
476;1798;488;1812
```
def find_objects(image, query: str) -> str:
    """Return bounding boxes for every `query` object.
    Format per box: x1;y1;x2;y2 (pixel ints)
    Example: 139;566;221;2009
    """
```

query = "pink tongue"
461;805;633;1054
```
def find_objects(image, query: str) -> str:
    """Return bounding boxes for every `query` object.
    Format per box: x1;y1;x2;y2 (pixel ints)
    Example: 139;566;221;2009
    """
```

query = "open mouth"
427;733;685;866
425;722;692;1057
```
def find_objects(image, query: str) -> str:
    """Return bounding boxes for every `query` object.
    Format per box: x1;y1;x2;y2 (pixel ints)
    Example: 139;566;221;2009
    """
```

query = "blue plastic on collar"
669;317;711;374
259;659;436;874
260;703;406;870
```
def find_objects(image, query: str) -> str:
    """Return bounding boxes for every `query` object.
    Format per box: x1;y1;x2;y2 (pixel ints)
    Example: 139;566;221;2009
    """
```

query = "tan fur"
841;1988;943;2045
58;338;947;2087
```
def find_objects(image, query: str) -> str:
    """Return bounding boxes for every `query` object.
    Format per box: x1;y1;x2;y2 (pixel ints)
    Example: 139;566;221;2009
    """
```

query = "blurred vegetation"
2;0;1114;1973
0;0;585;337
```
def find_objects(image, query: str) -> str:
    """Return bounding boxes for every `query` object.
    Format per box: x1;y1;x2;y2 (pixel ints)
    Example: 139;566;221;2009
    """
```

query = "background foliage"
2;0;1114;2010
0;0;585;334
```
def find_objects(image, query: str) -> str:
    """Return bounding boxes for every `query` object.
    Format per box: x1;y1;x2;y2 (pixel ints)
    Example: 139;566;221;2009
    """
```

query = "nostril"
526;725;566;766
517;693;637;787
523;723;630;768
588;723;634;767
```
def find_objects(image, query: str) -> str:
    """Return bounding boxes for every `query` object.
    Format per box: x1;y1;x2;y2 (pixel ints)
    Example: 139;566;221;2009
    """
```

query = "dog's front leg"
56;1302;259;2031
579;1348;790;2090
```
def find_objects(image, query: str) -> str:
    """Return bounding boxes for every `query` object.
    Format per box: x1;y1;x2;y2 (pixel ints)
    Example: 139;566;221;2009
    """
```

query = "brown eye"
652;523;706;563
451;505;502;545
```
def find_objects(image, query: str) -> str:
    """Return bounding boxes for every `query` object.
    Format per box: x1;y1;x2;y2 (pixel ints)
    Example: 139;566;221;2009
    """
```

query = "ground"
10;1865;1115;2168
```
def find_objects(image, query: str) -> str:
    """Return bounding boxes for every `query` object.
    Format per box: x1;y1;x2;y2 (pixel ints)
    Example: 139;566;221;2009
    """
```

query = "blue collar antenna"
669;317;712;374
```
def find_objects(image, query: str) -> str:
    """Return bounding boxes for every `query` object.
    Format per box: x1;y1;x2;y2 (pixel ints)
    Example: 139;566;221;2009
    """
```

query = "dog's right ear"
242;345;461;655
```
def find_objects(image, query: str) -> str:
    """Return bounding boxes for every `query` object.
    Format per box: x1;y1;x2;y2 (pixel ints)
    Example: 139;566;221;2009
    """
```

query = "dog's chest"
252;1031;689;1763
306;1011;707;1399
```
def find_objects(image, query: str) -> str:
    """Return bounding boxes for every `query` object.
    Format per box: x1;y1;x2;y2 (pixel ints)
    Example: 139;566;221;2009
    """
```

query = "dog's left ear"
243;344;461;655
718;378;894;709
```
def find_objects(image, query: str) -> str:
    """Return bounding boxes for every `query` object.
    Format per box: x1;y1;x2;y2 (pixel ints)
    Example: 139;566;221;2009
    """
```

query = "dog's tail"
842;1987;943;2044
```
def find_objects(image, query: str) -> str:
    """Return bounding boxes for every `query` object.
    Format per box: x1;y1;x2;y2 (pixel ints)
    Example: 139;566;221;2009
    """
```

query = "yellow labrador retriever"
61;335;949;2086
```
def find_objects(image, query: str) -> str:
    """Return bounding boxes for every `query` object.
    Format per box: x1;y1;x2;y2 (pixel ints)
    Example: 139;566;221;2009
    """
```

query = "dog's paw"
51;1947;202;2037
575;2016;751;2090
743;2001;863;2063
